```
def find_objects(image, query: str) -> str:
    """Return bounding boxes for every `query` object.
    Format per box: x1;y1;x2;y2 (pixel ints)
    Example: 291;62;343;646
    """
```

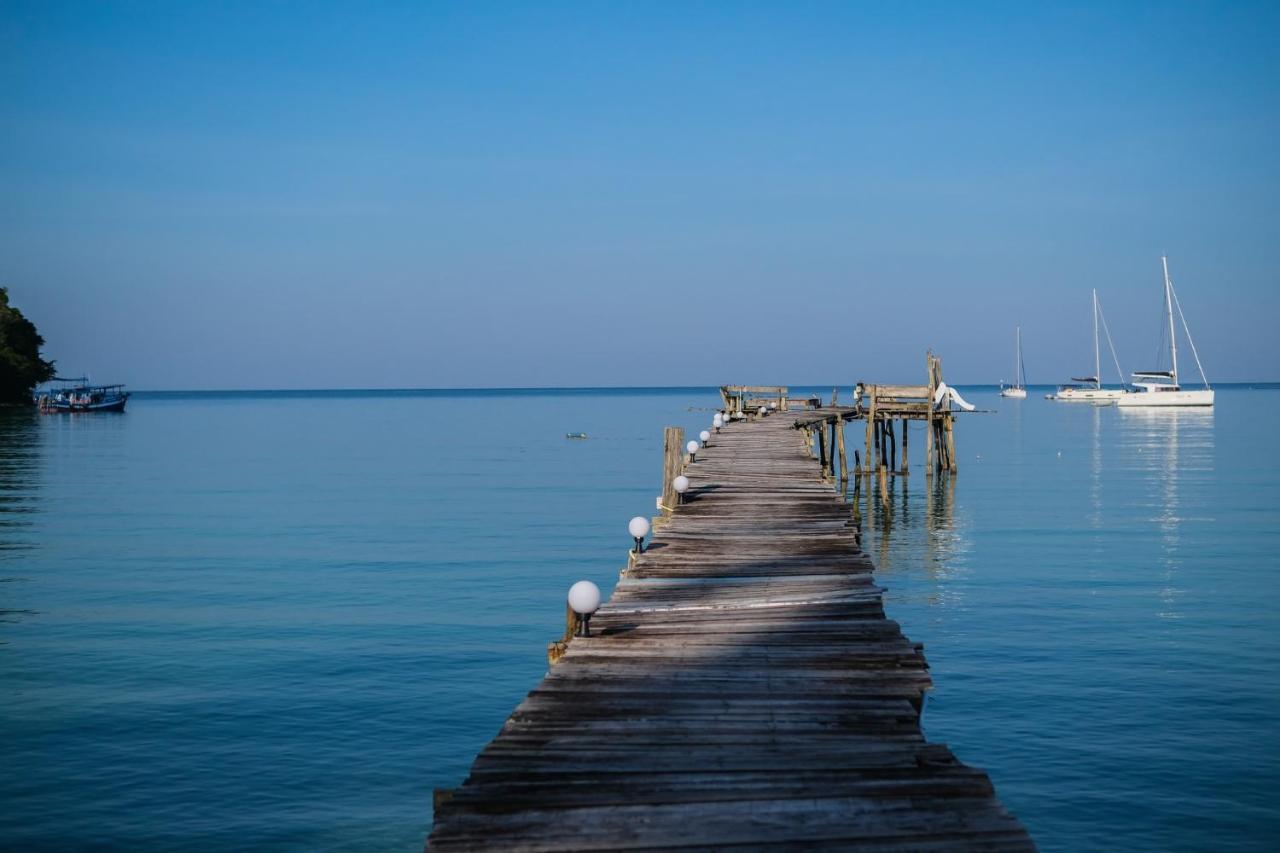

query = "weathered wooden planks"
428;411;1031;851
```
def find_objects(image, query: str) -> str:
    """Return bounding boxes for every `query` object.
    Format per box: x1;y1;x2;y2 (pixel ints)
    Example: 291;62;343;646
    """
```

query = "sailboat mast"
1015;326;1022;388
1162;255;1178;385
1092;289;1100;389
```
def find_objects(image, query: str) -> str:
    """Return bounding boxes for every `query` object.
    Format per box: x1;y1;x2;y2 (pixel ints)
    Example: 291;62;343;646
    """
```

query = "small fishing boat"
1116;257;1213;408
565;432;589;440
1052;289;1129;402
36;377;130;413
999;326;1028;398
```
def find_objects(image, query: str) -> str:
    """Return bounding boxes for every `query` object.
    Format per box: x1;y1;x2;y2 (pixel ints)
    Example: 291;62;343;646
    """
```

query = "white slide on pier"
934;382;976;412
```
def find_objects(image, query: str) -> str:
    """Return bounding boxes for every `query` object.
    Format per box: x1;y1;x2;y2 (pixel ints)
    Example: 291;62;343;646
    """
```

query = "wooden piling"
864;385;876;474
829;419;838;481
945;413;958;474
901;417;909;474
660;426;685;514
925;354;936;477
886;419;897;472
836;417;848;484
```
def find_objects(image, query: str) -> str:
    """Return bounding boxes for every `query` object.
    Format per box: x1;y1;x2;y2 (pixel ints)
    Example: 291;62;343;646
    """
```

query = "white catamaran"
1052;289;1129;402
1000;326;1028;398
1116;256;1213;408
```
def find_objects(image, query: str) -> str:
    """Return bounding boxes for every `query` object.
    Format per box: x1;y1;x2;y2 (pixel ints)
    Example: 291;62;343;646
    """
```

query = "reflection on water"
0;410;41;631
848;403;1216;625
844;447;968;610
0;410;41;556
839;393;1276;850
1115;408;1216;623
1090;405;1103;526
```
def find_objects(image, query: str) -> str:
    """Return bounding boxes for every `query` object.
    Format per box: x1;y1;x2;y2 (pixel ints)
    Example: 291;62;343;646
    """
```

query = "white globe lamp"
672;474;690;504
568;580;602;637
628;516;650;554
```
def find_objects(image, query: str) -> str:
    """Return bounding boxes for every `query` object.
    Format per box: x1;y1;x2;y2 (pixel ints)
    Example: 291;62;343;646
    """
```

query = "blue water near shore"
2;385;1278;851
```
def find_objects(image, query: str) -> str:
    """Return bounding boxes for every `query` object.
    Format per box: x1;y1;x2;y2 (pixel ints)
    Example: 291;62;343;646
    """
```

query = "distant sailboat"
1052;289;1129;402
1116;256;1213;408
1000;326;1028;399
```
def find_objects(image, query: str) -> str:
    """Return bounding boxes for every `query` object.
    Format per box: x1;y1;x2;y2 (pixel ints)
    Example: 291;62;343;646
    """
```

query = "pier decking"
428;410;1032;850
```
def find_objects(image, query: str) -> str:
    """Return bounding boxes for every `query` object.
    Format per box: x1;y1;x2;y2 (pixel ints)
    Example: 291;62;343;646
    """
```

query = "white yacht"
1116;256;1214;408
1052;289;1129;402
999;326;1028;399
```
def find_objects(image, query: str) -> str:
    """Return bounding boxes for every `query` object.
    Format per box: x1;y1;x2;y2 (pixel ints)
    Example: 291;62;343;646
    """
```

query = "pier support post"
829;420;838;480
836;418;848;485
944;414;958;474
925;354;936;478
864;385;876;475
900;418;909;475
661;427;685;514
887;420;897;472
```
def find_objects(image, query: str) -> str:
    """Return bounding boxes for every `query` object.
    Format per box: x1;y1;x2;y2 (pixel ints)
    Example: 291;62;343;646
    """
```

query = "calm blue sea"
2;386;1278;851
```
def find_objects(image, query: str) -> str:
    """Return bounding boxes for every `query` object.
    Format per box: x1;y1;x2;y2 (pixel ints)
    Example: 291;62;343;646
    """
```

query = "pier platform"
427;410;1032;850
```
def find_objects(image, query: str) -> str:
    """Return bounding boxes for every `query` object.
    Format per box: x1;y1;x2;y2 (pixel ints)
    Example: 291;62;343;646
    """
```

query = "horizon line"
123;380;1280;394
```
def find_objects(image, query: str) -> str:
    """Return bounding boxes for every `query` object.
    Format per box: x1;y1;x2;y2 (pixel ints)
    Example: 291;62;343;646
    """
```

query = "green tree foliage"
0;288;56;405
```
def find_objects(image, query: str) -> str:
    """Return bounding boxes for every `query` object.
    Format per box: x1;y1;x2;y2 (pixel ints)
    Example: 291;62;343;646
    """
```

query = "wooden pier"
428;402;1031;850
793;353;962;488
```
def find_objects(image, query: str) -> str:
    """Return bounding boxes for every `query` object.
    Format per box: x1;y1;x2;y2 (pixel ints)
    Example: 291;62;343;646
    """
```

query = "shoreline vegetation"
0;288;54;406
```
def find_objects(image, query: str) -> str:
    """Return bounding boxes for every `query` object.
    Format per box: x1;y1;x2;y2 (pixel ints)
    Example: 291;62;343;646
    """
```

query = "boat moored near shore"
36;377;130;413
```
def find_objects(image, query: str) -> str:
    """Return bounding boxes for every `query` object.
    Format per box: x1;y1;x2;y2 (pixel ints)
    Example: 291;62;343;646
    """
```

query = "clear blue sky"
3;1;1277;388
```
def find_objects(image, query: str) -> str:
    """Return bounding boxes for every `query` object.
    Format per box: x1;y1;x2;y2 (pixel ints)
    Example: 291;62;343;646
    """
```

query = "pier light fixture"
686;439;699;461
699;430;711;445
567;580;601;637
628;516;650;554
712;413;723;432
672;474;690;503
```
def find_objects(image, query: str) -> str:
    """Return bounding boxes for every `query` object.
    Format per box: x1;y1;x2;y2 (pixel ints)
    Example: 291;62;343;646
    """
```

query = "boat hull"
1116;389;1213;407
44;397;128;413
1052;388;1128;402
1000;388;1027;399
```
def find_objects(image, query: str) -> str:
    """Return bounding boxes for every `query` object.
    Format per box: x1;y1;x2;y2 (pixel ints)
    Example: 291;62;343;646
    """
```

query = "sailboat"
1000;326;1028;398
1052;289;1129;402
1116;256;1213;407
